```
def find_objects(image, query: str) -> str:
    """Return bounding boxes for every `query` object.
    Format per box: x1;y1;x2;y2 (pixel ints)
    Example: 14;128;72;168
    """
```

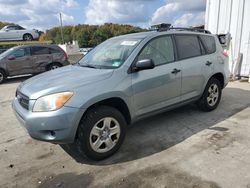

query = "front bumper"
12;97;85;143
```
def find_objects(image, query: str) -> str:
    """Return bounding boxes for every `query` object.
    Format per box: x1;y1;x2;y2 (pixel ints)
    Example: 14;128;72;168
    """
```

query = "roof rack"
150;23;211;34
168;27;211;34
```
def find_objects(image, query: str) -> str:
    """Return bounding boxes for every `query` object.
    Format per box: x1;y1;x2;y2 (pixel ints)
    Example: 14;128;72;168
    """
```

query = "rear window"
32;47;49;55
175;35;201;60
200;35;216;54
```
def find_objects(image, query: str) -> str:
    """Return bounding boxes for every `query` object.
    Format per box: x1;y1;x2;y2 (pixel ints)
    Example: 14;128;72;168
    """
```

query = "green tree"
44;23;145;47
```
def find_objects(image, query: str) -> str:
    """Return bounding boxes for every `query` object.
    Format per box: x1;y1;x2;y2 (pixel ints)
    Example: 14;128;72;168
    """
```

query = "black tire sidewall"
76;106;127;160
23;34;33;41
199;78;222;111
48;63;62;71
0;70;6;84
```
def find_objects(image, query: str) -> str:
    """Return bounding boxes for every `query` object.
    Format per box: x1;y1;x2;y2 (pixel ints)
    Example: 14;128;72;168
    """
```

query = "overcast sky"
0;0;206;30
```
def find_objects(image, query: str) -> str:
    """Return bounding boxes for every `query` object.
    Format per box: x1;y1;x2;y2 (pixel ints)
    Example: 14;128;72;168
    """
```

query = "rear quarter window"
49;47;62;54
32;47;49;55
175;35;201;60
200;35;216;54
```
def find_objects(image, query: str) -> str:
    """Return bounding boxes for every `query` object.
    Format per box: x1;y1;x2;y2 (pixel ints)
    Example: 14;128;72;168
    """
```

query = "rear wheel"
74;106;126;160
47;63;62;71
0;70;6;84
197;78;222;111
23;34;33;41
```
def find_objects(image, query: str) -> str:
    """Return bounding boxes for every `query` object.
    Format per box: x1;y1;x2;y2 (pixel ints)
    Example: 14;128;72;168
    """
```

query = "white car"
0;25;40;41
79;48;93;55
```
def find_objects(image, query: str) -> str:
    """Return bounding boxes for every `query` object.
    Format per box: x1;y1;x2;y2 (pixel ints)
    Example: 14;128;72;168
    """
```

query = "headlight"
33;92;73;112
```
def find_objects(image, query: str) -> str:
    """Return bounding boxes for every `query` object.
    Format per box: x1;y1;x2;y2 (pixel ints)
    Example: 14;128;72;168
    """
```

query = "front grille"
16;91;29;110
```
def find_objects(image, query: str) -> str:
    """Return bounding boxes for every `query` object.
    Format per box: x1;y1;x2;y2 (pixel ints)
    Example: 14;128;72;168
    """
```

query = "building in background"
205;0;250;77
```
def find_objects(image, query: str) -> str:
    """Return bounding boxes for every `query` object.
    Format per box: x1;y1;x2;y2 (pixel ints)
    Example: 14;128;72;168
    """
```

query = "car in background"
79;48;93;55
0;44;70;83
0;25;40;41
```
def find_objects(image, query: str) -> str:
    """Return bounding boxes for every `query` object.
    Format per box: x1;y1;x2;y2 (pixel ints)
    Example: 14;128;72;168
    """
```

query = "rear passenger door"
31;46;53;73
174;34;214;101
132;35;182;116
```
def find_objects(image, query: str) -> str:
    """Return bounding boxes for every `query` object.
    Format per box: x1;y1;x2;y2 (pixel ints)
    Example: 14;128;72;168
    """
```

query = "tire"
47;63;62;71
197;78;222;112
0;69;6;84
74;106;127;160
23;34;33;41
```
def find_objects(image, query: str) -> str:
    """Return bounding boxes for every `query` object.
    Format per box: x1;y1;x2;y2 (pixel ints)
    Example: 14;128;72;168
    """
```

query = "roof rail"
168;27;211;34
150;23;211;34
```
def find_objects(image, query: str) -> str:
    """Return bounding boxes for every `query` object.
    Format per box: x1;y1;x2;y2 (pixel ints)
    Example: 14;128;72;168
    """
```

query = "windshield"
0;48;15;59
78;38;141;69
0;26;7;31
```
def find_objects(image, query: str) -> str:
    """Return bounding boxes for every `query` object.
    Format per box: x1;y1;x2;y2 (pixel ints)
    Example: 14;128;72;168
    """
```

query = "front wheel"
197;78;222;112
74;106;126;160
47;63;62;71
0;70;6;84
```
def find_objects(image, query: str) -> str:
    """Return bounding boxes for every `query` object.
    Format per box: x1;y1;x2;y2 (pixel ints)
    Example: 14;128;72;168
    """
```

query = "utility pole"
59;12;64;44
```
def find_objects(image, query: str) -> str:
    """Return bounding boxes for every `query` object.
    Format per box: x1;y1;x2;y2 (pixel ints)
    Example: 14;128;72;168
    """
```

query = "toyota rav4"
12;26;230;160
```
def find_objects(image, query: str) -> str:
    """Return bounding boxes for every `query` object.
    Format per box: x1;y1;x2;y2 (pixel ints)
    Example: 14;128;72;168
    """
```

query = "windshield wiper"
79;64;97;69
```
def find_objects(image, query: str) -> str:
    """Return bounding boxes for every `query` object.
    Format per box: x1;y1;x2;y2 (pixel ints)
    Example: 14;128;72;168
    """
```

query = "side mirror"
133;59;155;72
8;55;16;60
5;29;9;32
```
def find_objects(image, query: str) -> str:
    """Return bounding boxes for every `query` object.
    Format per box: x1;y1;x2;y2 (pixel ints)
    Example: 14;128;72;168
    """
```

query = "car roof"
14;44;60;48
112;30;214;40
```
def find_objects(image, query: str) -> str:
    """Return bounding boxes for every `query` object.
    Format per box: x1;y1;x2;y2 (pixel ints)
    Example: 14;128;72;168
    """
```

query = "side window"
175;35;201;60
32;47;49;55
7;26;15;31
10;48;26;58
25;48;31;56
138;36;175;66
200;35;216;54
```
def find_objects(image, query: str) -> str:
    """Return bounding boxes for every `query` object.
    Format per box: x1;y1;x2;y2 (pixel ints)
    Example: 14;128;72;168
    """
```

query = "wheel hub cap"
89;117;121;153
207;83;219;106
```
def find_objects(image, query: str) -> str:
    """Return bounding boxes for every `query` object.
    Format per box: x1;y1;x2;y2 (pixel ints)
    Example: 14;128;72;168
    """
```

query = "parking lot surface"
1;77;250;188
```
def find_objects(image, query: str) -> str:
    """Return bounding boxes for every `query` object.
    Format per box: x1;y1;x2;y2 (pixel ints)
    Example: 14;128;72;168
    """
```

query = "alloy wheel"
89;117;121;153
207;83;219;106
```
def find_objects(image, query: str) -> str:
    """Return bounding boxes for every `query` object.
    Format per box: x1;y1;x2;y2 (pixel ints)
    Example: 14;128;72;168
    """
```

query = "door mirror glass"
8;55;15;60
133;59;155;72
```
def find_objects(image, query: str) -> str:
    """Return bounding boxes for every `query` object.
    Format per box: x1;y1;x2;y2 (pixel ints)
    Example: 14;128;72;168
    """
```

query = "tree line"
43;23;145;47
0;21;145;48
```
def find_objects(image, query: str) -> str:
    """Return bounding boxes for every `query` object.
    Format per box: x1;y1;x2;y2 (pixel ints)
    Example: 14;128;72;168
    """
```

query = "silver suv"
12;27;230;160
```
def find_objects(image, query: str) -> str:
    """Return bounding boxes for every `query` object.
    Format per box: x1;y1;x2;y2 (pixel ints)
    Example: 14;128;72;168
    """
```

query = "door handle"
171;68;181;74
206;61;213;66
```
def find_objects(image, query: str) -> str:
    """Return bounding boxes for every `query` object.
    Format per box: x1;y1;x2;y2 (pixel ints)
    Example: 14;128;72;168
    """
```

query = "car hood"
19;65;114;99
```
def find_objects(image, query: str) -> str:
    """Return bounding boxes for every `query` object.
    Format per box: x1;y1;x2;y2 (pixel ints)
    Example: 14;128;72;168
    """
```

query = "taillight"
222;50;229;58
63;50;68;60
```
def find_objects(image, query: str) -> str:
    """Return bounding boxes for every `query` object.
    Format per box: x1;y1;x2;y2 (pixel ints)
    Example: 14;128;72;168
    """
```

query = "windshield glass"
78;38;141;69
0;48;15;59
1;26;7;31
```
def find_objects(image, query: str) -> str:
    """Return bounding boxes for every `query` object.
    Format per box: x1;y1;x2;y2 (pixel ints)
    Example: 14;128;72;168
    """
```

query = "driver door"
3;26;18;40
131;35;182;117
6;47;33;76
